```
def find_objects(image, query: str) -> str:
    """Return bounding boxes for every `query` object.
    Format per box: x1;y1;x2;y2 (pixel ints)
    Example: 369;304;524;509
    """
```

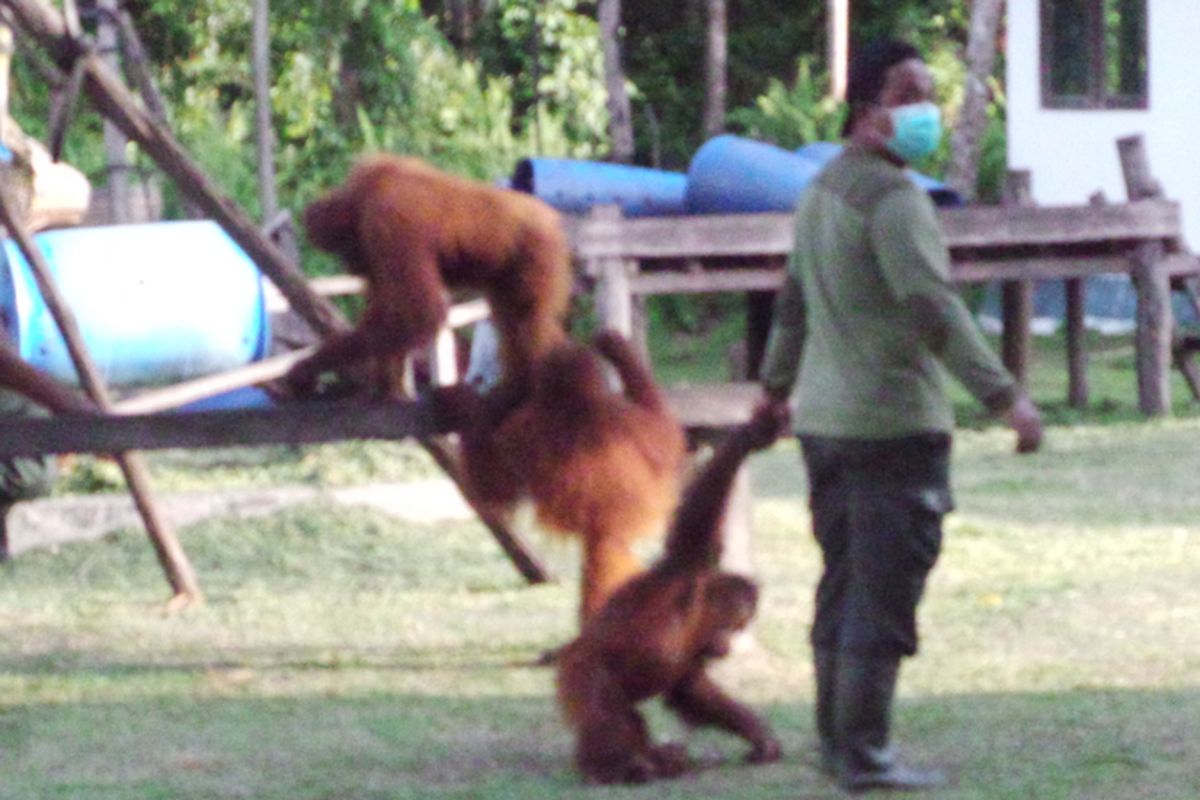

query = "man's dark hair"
842;38;923;137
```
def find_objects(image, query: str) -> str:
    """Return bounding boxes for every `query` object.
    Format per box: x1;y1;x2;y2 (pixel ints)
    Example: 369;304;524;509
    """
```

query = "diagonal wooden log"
1;0;553;584
0;177;202;607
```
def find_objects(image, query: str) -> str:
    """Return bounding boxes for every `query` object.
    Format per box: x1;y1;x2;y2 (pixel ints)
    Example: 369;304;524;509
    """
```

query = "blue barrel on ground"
0;220;270;387
512;158;688;217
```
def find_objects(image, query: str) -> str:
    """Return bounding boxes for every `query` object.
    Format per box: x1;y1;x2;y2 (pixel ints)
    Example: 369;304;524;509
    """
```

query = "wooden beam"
0;385;771;460
631;268;782;295
664;382;761;430
0;400;452;458
576;211;794;262
569;201;1182;263
1118;135;1173;416
940;200;1181;250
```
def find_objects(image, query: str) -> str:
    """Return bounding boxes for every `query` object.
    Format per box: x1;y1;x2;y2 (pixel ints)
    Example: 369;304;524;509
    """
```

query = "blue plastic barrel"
0;220;270;387
684;135;825;214
512;158;688;217
795;141;965;208
175;386;276;413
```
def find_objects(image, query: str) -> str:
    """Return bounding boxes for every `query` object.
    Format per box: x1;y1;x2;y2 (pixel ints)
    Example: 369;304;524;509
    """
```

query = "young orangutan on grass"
555;401;788;784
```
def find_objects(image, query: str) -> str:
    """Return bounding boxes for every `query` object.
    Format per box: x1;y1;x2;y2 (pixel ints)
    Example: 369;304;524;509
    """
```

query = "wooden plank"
631;268;782;295
575;212;794;262
952;255;1134;283
0;400;452;458
939;199;1181;249
1161;253;1200;277
569;201;1181;262
665;382;762;429
618;254;1190;293
112;348;313;415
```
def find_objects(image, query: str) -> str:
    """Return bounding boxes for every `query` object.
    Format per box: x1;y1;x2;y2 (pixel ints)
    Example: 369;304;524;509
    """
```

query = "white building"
1006;1;1200;249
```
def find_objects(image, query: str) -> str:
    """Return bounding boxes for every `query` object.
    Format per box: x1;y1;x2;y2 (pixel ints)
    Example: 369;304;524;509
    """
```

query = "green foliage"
623;0;821;168
474;0;610;160
974;86;1009;204
726;57;847;150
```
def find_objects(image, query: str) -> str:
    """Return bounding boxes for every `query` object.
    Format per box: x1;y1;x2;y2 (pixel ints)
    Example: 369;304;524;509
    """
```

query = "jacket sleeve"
869;188;1016;413
759;266;807;399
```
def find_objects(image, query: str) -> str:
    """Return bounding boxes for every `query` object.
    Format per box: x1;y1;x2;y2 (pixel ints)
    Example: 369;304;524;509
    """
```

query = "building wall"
1007;2;1200;247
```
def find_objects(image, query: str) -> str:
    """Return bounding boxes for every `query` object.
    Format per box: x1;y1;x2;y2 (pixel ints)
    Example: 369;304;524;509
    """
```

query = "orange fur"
439;330;687;621
555;403;788;784
288;155;572;396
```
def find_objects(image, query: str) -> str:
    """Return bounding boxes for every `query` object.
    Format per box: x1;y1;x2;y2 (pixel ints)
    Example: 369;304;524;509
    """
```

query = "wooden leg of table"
1064;278;1088;408
1001;280;1033;387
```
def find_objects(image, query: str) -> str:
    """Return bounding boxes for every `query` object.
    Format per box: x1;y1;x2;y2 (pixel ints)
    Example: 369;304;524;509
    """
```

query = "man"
760;39;1043;792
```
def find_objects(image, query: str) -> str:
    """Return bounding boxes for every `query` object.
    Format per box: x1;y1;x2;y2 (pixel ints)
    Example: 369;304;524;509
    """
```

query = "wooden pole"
97;0;130;223
112;348;313;415
0;179;202;607
1001;170;1034;387
1117;134;1172;416
827;0;849;101
1064;277;1088;407
591;206;636;338
251;0;278;220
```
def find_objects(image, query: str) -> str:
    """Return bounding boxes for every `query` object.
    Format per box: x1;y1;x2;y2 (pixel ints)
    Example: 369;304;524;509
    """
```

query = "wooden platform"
570;195;1199;416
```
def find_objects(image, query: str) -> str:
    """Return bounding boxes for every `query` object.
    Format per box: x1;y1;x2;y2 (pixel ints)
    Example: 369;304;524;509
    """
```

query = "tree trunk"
97;0;131;223
946;0;1005;201
827;0;849;100
701;0;727;138
598;0;634;163
252;0;277;220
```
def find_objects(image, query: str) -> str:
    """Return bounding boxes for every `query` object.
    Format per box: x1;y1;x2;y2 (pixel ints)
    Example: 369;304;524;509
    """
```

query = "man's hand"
1004;393;1043;454
758;388;792;440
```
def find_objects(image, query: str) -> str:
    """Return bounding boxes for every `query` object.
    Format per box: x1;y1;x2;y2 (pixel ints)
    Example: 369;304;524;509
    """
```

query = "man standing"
760;39;1042;792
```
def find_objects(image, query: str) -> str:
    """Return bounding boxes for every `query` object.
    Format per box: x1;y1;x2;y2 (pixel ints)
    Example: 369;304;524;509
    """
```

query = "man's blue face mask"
886;101;942;163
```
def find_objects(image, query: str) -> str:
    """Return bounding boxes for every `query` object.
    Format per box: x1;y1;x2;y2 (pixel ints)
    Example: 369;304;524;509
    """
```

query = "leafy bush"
726;56;846;149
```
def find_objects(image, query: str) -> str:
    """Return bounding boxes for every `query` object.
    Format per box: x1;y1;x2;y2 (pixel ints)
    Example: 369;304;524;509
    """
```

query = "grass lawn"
2;326;1199;799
